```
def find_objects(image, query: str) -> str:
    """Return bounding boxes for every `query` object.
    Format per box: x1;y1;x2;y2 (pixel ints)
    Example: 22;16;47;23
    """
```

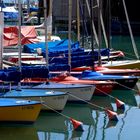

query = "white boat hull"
2;89;68;111
31;82;95;102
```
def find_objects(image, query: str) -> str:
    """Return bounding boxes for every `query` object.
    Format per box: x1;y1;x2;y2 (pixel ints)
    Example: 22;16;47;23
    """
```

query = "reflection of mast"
102;115;107;140
118;107;131;140
93;111;99;140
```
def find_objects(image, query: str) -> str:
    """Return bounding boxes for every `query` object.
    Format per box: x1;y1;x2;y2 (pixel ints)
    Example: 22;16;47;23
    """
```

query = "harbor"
0;0;140;140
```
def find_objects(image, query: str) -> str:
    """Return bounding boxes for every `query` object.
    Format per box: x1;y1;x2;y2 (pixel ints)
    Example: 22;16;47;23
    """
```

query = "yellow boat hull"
103;60;140;69
0;103;41;123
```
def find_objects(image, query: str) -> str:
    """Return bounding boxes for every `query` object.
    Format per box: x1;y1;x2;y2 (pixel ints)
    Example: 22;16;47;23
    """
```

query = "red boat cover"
3;26;39;47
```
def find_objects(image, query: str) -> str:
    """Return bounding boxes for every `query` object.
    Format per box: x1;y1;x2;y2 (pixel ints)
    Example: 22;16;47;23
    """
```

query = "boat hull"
80;71;138;90
31;82;95;103
102;60;140;69
0;98;41;123
114;78;139;90
26;75;114;96
72;66;140;76
56;80;114;96
94;82;114;96
2;89;68;111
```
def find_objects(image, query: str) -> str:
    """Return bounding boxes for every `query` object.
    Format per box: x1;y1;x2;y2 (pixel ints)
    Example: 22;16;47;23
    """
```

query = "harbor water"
0;89;140;140
0;35;140;140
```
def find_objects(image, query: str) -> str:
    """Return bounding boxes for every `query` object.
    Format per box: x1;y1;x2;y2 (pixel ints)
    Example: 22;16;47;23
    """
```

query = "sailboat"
0;98;41;123
49;72;115;96
71;0;140;75
10;0;95;103
70;0;138;91
69;0;139;90
72;65;140;76
26;0;137;95
0;1;68;112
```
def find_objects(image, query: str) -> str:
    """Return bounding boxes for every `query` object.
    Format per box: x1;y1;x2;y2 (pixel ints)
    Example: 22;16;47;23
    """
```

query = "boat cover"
49;64;70;71
23;39;110;58
0;69;21;82
23;39;80;56
3;26;39;47
80;70;138;80
8;66;49;79
1;6;18;20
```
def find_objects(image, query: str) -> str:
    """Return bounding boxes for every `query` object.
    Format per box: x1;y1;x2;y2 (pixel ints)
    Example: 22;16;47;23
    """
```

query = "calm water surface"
0;87;140;140
111;35;140;59
0;36;140;140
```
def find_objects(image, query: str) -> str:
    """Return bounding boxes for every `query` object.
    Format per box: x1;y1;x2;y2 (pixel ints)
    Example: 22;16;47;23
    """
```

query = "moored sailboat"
0;98;41;123
1;89;68;111
78;70;138;90
0;2;68;112
49;72;115;96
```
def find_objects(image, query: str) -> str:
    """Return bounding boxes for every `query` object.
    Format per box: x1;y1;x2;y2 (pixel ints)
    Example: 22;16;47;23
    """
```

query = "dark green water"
111;35;140;59
0;35;140;140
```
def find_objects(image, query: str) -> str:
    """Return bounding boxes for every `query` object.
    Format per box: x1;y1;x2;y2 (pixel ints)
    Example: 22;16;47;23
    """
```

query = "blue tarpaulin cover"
23;39;110;59
8;66;49;79
0;69;21;82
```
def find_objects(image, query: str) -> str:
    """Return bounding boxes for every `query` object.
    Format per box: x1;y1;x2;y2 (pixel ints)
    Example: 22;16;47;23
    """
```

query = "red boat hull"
50;75;115;96
72;66;140;76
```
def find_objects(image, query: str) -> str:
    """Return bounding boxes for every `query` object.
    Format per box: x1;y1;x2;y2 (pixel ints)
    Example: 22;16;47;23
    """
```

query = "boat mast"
68;0;72;71
106;0;111;49
47;0;53;41
97;0;102;66
0;0;4;69
97;0;108;49
89;0;95;70
86;0;99;46
43;0;49;67
122;0;139;60
77;0;80;42
17;0;22;89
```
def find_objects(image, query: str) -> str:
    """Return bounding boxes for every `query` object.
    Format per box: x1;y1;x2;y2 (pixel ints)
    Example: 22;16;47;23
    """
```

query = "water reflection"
35;103;94;140
89;96;113;111
0;125;38;140
0;88;140;140
111;90;138;110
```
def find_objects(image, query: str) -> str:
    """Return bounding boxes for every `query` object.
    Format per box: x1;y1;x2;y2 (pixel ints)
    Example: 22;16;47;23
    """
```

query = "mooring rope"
65;92;105;111
40;100;70;120
95;87;116;99
115;81;139;94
